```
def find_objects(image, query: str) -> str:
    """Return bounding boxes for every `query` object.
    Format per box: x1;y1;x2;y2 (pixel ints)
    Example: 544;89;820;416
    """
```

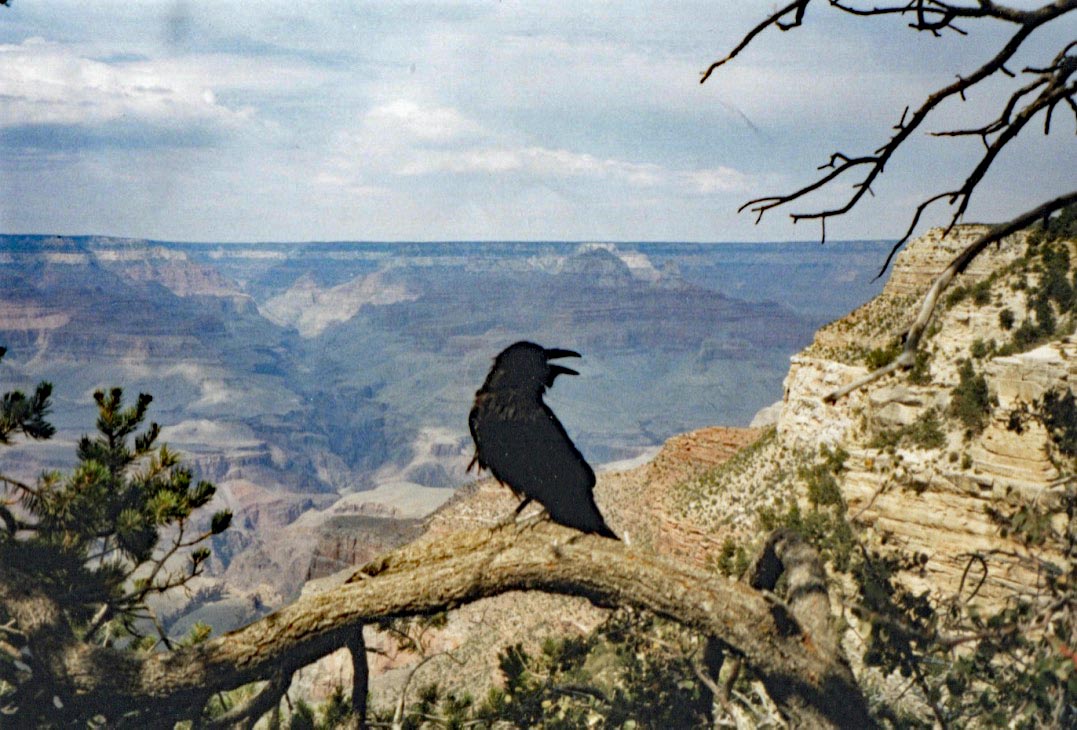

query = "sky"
0;1;1072;243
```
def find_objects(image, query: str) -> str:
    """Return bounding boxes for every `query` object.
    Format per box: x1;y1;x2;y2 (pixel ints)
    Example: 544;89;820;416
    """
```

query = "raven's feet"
492;511;520;530
514;510;550;535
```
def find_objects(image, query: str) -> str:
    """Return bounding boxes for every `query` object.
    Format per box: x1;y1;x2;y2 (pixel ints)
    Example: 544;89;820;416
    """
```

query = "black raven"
468;341;618;539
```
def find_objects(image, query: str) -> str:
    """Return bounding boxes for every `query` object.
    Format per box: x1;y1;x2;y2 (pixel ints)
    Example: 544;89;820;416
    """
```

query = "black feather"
469;341;618;539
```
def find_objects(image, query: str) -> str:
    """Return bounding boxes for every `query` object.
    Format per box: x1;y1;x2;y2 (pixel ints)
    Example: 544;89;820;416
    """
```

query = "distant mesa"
259;271;417;337
560;246;634;286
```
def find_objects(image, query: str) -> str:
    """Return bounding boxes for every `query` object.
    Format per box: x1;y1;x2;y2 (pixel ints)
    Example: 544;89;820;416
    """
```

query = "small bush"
1041;388;1077;458
715;537;749;578
949;360;992;433
971;279;992;305
907;349;933;385
870;409;947;451
865;338;903;370
970;338;994;359
1040;243;1075;312
999;308;1015;330
1033;295;1057;336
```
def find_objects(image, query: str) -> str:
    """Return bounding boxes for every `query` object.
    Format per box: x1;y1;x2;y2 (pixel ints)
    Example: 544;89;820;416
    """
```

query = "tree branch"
9;522;873;728
348;628;369;730
825;191;1077;403
703;0;1075;271
699;0;810;84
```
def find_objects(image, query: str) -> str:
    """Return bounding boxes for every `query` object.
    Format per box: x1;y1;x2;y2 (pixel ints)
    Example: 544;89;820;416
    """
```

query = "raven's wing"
471;395;615;537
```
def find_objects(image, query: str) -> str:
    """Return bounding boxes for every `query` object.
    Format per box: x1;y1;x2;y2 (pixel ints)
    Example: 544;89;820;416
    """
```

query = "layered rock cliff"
769;226;1073;606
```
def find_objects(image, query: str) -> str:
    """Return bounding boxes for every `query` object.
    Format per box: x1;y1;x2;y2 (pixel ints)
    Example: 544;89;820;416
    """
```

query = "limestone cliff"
765;226;1073;606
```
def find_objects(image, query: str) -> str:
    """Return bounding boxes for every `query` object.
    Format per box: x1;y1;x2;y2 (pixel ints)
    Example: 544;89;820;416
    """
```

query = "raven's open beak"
545;347;581;377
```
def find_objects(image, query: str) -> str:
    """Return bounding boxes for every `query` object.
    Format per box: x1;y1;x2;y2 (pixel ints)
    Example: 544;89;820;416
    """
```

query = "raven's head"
483;341;581;394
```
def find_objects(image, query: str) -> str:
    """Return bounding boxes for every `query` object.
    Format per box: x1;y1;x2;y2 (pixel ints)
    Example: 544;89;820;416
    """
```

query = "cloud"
680;167;752;194
398;145;665;185
0;38;250;133
364;99;482;142
316;98;755;198
393;141;755;197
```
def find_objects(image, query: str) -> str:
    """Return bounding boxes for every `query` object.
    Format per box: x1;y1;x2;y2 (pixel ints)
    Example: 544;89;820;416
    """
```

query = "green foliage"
762;428;1076;727
969;338;994;360
0;378;231;724
802;462;843;508
3;388;232;634
853;549;935;685
177;621;213;648
715;537;749;578
907;348;933;385
1039;243;1075;312
999;307;1015;330
870;409;947;451
998;317;1043;355
1041;388;1077;458
998;237;1074;356
320;686;354;728
289;699;317;730
0;348;54;445
949;360;992;434
865;338;903;370
1012;387;1077;460
945;278;992;308
758;444;855;571
387;610;713;729
1028;200;1077;244
1033;295;1057;337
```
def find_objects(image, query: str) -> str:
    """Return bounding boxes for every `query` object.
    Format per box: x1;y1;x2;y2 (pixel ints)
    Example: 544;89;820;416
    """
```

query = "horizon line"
0;231;899;247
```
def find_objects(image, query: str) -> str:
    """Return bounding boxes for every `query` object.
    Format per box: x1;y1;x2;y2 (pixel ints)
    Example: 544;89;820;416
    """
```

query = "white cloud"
364;99;482;141
398;145;667;186
681;167;752;194
395;142;757;196
0;38;250;128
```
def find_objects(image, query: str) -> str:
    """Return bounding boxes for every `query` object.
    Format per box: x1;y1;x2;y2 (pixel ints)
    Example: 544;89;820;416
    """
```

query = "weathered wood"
4;522;872;727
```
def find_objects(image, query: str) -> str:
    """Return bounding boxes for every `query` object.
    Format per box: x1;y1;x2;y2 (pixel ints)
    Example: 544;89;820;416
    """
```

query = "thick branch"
14;522;873;728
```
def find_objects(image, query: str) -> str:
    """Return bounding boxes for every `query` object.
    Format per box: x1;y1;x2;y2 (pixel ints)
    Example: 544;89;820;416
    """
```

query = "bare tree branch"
824;191;1077;402
703;0;1076;269
699;0;809;84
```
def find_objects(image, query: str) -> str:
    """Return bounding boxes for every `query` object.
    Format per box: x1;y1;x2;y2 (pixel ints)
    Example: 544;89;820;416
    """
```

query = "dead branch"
703;0;1076;260
824;191;1077;403
2;521;873;728
699;0;809;84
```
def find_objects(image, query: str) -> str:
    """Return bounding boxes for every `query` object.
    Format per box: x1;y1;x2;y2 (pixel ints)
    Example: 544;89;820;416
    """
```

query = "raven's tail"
547;499;619;540
582;504;619;540
590;522;619;540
